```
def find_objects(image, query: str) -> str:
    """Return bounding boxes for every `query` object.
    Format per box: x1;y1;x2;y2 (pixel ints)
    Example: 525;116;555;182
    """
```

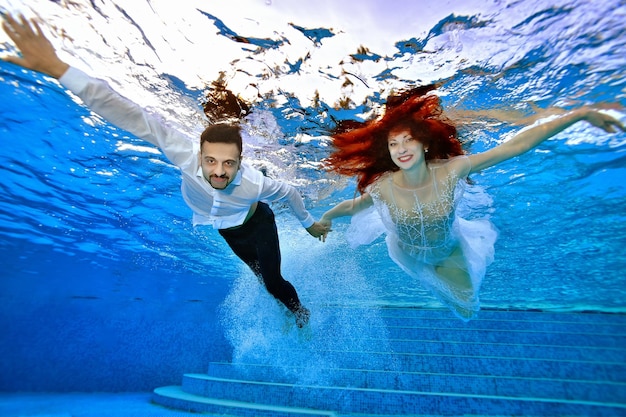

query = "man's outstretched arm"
2;12;196;168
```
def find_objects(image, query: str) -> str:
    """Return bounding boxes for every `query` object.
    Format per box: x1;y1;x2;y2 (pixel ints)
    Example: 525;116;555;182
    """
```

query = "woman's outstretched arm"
468;107;625;174
319;193;373;241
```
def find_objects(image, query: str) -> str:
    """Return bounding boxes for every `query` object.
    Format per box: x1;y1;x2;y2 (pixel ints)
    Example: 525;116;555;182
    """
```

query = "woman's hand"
579;108;626;134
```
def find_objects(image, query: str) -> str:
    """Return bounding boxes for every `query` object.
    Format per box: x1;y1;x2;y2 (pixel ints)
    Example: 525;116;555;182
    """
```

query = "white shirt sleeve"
58;67;196;169
259;176;315;228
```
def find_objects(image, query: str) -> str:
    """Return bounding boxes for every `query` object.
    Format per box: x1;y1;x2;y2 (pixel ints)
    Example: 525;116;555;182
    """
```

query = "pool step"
215;347;624;381
152;308;626;416
152;385;336;417
205;361;626;404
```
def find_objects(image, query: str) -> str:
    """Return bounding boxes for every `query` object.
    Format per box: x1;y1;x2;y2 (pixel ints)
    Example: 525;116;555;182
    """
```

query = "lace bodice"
368;156;469;262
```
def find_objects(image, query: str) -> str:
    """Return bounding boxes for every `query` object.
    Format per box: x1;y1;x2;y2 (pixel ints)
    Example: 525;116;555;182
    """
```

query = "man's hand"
1;13;69;78
306;221;331;241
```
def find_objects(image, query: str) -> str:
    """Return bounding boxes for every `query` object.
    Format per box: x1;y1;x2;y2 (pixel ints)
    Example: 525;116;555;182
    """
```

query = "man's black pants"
218;202;302;314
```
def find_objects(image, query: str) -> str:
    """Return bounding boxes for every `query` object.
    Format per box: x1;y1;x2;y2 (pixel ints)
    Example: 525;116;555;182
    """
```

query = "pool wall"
0;246;231;392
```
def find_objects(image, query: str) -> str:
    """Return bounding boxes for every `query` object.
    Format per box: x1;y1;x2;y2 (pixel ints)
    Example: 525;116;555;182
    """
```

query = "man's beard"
208;174;229;189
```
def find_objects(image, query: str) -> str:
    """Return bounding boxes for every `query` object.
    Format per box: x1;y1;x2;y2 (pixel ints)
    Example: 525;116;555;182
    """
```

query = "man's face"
199;142;241;190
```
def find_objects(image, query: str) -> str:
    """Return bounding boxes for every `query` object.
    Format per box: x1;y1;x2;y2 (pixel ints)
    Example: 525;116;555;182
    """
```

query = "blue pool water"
0;0;625;406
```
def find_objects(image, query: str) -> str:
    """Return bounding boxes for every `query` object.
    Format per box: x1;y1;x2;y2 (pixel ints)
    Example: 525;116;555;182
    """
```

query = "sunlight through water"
1;0;625;341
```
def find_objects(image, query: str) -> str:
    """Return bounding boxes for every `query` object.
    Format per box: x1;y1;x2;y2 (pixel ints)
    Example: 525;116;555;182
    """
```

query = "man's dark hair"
200;122;243;156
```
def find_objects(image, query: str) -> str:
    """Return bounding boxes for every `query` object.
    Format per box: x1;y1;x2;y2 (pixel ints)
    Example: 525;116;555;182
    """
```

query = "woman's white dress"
345;156;498;320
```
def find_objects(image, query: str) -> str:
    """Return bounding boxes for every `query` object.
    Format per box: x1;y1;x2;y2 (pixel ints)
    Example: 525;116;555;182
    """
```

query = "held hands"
1;13;69;78
306;220;332;242
317;215;333;242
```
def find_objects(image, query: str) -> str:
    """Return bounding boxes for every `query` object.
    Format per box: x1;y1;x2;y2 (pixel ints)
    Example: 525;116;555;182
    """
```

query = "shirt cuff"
300;214;315;229
58;66;92;93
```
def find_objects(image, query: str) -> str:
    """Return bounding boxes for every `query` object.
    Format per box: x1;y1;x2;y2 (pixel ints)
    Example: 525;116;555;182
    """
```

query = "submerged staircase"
153;307;626;416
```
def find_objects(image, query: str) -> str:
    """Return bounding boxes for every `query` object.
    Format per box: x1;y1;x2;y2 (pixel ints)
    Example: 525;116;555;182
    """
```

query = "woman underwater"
320;87;624;320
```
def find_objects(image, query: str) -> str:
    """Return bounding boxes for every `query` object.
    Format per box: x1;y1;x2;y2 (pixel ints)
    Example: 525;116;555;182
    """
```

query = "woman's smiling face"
387;128;426;170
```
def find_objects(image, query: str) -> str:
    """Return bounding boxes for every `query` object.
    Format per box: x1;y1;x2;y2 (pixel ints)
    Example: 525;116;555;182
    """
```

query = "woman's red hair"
325;85;463;193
